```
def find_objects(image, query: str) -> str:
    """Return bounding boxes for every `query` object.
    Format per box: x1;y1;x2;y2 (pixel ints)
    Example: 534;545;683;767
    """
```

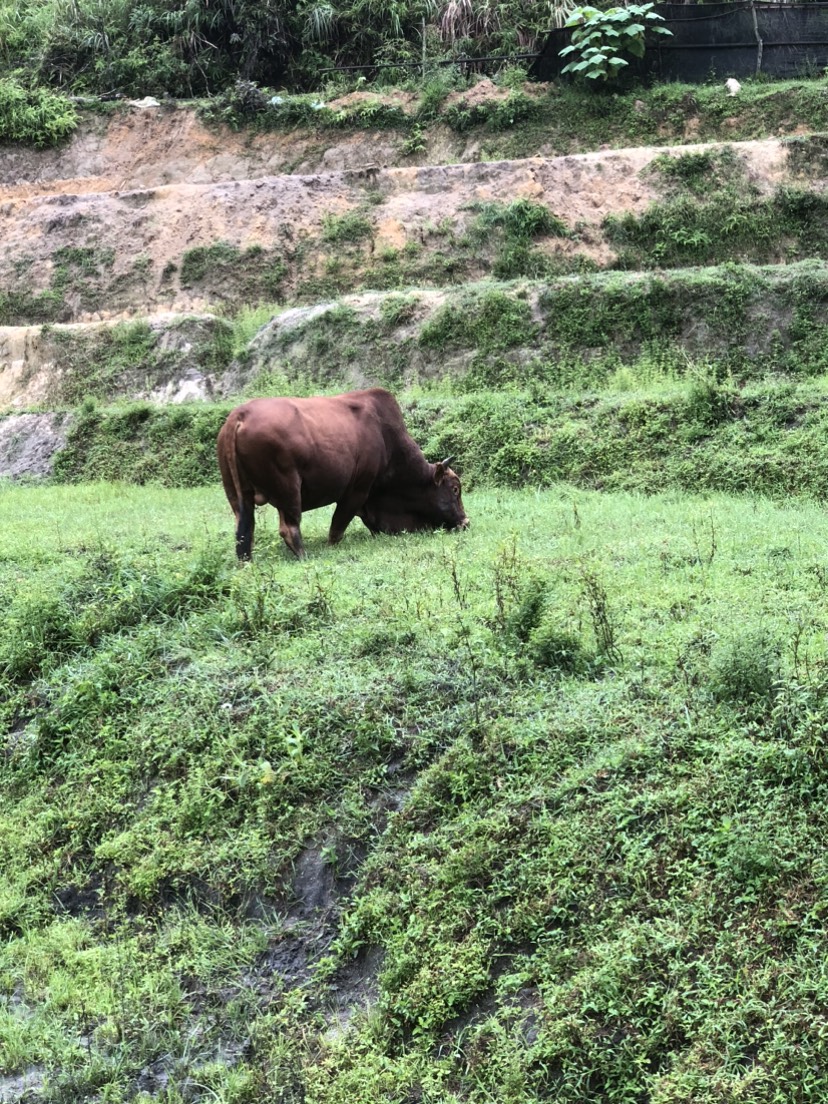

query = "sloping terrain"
2;94;827;482
6;81;828;1104
0;116;797;323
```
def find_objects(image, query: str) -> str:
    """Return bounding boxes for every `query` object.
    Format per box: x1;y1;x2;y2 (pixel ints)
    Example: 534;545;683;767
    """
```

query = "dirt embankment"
0;101;810;477
0;100;794;322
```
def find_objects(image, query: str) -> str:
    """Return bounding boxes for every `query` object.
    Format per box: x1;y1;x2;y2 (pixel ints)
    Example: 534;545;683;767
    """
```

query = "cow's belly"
239;411;380;513
299;481;349;511
251;463;366;514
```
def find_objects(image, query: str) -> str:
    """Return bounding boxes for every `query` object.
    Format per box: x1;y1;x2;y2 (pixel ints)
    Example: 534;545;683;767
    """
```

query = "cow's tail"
217;412;254;560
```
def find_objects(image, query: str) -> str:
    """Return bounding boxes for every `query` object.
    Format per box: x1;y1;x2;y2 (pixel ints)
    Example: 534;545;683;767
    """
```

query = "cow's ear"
433;456;453;484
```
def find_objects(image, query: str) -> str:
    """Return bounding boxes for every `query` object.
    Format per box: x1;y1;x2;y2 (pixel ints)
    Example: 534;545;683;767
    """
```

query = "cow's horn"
439;455;454;468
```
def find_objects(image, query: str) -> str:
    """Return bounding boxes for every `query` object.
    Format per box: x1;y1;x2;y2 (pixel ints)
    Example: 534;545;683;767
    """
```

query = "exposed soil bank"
0;138;795;320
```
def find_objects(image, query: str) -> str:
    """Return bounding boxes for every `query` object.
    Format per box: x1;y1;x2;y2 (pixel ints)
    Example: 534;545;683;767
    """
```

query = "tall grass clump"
0;76;76;146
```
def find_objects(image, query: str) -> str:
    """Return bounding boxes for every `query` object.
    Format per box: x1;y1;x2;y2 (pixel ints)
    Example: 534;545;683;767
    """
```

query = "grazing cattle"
217;388;469;559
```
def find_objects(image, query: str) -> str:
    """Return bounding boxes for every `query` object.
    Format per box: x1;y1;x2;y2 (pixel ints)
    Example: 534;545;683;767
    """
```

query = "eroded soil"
0;97;812;473
0;105;794;324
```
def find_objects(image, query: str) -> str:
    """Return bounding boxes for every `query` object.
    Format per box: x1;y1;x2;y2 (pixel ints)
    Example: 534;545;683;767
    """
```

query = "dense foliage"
0;0;557;97
0;76;77;146
560;2;671;82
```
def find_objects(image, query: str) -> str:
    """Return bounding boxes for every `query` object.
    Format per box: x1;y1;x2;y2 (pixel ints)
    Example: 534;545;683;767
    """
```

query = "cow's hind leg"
278;508;305;559
236;494;255;561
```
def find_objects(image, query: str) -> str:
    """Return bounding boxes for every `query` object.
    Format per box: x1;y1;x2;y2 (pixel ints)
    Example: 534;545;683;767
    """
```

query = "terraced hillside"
7;79;828;1104
8;69;828;1104
5;84;828;487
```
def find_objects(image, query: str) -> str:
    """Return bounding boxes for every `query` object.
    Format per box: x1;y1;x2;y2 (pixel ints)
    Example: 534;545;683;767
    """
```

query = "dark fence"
529;2;828;83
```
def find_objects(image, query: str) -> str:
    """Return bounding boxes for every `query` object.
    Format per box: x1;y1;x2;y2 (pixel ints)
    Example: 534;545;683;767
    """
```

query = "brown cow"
217;388;469;559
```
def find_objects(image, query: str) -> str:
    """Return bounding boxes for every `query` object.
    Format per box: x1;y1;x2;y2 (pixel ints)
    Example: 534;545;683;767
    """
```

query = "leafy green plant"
401;122;427;156
710;631;783;712
0;76;77;146
321;211;375;243
559;3;672;82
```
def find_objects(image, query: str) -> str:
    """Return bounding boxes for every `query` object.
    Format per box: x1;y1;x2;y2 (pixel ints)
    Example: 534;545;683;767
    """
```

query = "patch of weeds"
605;177;828;268
0;287;65;324
49;246;115;309
469;197;568;242
53;402;232;487
401;122;427;156
710;631;782;712
180;242;241;285
443;89;538;133
229;303;282;357
321;211;375;244
380;294;420;328
45;317;232;404
178;242;286;303
1;592;77;680
419;288;537;353
580;566;622;662
462;197;569;279
530;622;589;673
785;133;828;178
649;146;740;195
684;368;739;427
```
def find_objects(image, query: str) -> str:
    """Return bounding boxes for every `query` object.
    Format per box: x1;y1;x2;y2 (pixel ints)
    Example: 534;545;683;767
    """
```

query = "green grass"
242;266;828;399
197;77;828;161
11;59;828;1104
43;317;234;406
50;364;828;502
3;480;828;1100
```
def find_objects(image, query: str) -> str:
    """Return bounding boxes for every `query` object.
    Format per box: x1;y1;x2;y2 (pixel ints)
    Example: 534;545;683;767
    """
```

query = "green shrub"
559;3;672;83
321;212;375;244
506;577;548;642
685;370;738;427
0;76;77;147
529;623;589;673
710;631;782;711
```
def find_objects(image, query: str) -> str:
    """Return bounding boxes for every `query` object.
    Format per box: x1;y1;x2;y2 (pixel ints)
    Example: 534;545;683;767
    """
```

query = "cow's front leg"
329;496;364;545
278;509;306;558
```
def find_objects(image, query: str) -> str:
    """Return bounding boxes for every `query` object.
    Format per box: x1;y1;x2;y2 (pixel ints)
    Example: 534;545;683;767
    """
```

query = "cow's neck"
383;433;434;487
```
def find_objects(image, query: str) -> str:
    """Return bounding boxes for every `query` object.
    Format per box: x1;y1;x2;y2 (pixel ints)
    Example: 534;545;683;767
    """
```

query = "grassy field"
3;479;828;1102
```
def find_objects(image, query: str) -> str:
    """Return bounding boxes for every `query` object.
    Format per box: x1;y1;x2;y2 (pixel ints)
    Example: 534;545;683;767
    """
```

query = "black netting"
530;2;828;82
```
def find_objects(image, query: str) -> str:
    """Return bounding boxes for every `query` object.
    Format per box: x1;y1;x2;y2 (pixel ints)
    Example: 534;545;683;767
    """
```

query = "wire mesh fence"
529;2;828;83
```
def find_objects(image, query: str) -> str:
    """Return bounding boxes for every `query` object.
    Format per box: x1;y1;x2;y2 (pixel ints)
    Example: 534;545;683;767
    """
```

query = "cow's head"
429;456;469;531
360;456;469;535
